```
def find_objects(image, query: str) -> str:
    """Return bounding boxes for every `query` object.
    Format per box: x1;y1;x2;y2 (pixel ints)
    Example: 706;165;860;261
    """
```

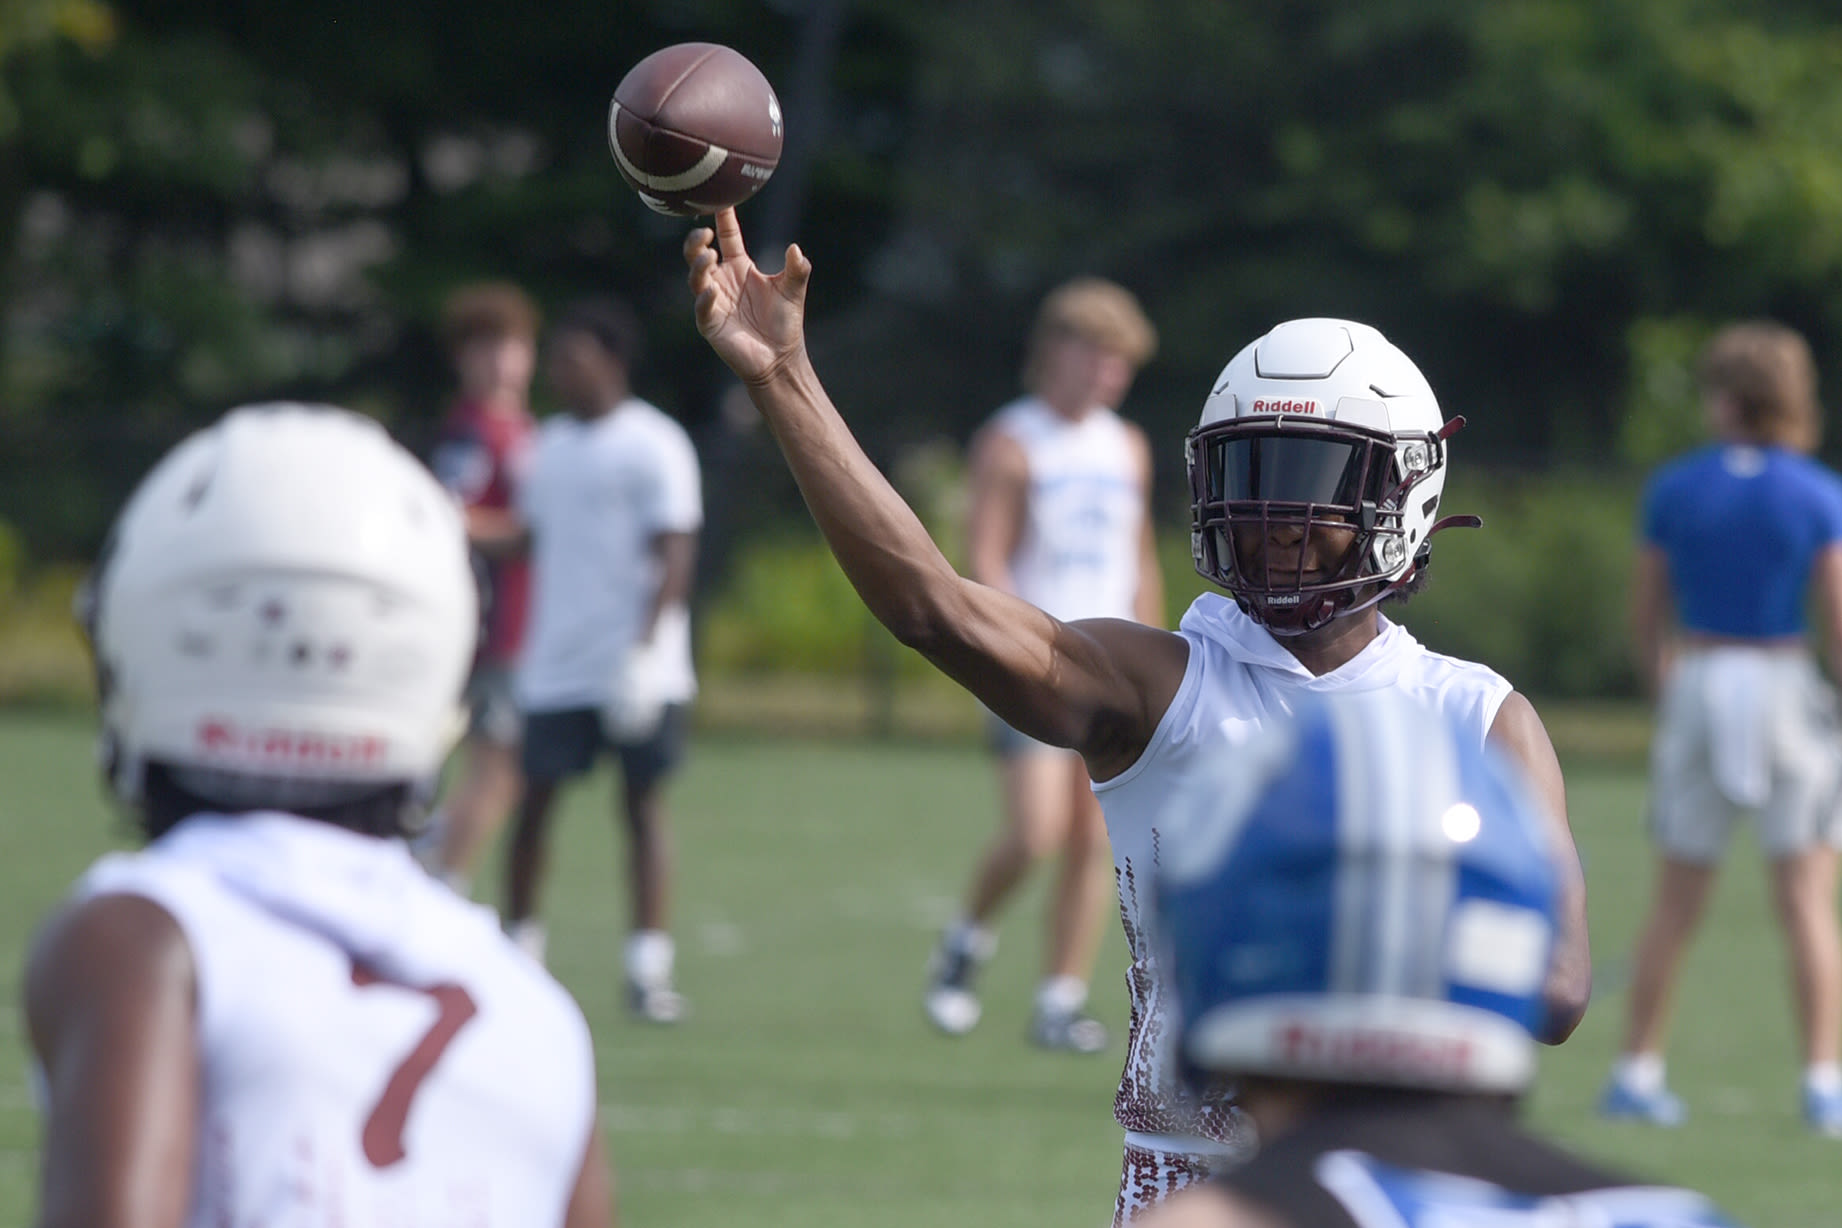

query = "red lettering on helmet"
194;719;389;768
1275;1021;1473;1082
1250;397;1322;415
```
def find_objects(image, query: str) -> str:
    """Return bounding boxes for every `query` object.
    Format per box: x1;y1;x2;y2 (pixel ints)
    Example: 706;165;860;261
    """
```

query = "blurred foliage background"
6;0;1842;709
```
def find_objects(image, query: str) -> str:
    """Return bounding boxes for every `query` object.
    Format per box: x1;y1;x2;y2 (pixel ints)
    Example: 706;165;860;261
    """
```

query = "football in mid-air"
609;43;782;217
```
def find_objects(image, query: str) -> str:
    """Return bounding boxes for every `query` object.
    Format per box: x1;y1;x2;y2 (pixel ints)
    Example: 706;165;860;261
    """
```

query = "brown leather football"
609;43;783;217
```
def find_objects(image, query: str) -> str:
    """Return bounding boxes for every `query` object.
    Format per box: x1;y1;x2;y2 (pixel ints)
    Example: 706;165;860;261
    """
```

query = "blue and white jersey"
1641;443;1842;639
989;396;1145;622
1218;1100;1741;1228
1313;1149;1737;1227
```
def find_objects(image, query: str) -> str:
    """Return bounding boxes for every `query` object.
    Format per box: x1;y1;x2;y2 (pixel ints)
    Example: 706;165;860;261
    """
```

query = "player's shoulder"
618;398;700;460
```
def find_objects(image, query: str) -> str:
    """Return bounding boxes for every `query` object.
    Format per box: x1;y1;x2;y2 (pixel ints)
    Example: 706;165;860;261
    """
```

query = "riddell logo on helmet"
1250;397;1322;415
1275;1021;1472;1082
197;719;386;767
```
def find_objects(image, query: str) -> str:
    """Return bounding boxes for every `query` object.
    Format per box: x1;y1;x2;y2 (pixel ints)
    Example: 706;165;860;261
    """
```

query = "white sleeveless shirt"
70;813;596;1228
989;397;1144;621
1093;594;1513;1151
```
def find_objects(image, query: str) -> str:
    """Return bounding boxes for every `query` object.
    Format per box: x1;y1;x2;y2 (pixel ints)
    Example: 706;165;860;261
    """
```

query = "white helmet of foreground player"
1186;318;1479;634
81;404;476;812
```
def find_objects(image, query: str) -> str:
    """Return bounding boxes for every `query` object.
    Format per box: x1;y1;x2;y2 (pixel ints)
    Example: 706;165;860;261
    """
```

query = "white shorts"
1112;1131;1251;1226
1649;647;1842;863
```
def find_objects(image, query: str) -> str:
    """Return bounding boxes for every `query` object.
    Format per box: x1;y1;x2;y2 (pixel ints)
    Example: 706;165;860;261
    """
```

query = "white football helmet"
82;404;476;809
1186;318;1478;634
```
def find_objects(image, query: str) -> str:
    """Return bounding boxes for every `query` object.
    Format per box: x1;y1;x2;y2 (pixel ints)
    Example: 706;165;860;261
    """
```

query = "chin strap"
1260;509;1486;637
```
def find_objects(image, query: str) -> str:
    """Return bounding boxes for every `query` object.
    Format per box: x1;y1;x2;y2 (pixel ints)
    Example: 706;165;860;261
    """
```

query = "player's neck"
1278;609;1382;677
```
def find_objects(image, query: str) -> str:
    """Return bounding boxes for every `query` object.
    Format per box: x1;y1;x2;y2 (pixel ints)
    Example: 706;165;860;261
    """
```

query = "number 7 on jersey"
350;961;480;1167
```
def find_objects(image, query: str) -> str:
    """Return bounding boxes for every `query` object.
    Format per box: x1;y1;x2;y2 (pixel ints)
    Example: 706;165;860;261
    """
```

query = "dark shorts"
520;704;690;792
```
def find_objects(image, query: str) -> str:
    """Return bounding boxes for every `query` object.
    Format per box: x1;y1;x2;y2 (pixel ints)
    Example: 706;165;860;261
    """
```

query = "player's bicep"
964;428;1027;588
1488;692;1591;1043
27;893;199;1228
929;588;1186;776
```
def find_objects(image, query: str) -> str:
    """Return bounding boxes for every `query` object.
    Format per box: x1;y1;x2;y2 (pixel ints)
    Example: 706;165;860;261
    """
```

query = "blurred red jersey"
431;400;534;666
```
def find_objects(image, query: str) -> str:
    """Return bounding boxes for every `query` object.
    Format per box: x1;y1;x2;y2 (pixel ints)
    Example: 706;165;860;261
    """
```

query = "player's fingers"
781;244;812;302
686;247;717;297
682;227;714;265
713;208;747;263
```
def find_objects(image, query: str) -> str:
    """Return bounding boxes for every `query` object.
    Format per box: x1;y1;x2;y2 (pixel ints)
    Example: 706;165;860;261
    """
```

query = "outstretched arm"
1489;691;1592;1044
685;211;1185;778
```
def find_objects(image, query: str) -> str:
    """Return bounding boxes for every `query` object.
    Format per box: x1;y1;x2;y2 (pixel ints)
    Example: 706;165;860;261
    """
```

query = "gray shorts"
1649;648;1842;862
465;665;523;747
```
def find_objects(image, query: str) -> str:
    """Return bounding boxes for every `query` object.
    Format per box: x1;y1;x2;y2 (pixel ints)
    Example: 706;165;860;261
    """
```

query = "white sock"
626;930;675;989
1613;1053;1666;1096
947;920;997;962
1035;975;1089;1018
1805;1062;1842;1096
438;867;472;897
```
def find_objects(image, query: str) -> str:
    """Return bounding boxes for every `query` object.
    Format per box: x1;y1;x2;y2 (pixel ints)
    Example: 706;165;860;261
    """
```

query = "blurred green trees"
6;0;1842;699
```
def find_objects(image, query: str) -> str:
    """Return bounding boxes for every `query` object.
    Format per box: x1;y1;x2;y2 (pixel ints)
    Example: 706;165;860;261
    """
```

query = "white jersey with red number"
1093;594;1513;1156
71;811;596;1228
989;396;1144;622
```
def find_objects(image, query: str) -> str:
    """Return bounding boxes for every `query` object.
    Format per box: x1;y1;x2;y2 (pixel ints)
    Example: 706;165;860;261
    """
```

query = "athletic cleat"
1029;1007;1110;1054
1597;1077;1685;1127
627;980;687;1025
1804;1085;1842;1138
923;932;990;1036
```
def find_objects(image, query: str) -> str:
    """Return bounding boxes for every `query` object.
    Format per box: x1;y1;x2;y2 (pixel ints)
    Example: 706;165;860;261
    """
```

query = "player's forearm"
639;532;697;643
1540;879;1592;1044
748;349;969;647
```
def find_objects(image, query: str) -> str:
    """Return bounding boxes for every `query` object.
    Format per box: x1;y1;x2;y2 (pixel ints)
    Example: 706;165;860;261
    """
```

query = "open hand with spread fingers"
684;207;811;388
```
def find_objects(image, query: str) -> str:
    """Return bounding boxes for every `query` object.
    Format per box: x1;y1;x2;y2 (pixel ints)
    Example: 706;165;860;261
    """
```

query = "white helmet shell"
1187;319;1468;632
89;404;476;803
1199;318;1445;437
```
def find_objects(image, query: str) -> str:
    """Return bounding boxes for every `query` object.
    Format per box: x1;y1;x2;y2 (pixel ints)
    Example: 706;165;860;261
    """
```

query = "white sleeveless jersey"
989;397;1144;622
1093;595;1514;1151
70;812;596;1228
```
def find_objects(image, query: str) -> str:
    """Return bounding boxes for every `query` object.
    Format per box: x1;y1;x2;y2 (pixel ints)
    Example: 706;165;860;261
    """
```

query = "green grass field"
0;709;1834;1226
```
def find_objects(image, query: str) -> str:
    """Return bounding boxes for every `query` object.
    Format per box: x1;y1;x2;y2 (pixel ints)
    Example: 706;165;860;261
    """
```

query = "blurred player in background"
684;209;1590;1223
1136;691;1738;1228
507;298;702;1024
1601;321;1842;1135
30;405;612;1228
423;282;540;894
925;277;1163;1054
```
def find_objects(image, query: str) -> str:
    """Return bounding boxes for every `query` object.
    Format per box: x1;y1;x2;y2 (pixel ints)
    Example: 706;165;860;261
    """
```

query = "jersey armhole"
1093;632;1203;795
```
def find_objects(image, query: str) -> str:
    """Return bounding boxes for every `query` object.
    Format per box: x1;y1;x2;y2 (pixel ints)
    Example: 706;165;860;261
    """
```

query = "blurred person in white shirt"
506;298;702;1024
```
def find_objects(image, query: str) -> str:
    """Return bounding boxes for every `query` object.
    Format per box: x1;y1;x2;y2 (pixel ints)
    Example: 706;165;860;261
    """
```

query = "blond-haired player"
926;277;1163;1053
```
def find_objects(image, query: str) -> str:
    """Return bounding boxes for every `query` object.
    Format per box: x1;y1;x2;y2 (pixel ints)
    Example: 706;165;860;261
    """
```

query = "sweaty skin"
684;209;1590;1042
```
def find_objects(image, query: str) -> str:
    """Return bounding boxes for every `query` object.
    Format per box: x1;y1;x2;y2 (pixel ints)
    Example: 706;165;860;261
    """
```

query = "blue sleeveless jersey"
1641;444;1842;638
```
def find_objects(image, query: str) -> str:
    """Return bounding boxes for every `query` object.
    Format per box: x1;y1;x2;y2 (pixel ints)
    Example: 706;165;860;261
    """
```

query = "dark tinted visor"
1208;435;1378;505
